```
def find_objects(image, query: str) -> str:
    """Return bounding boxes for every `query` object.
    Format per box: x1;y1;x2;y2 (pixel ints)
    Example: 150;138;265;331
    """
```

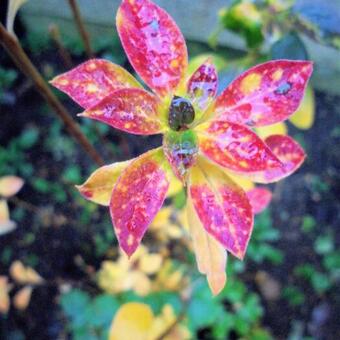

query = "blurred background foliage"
1;0;340;339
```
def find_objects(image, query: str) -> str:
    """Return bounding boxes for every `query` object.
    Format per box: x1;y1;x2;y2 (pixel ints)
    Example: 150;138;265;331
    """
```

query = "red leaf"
214;60;313;126
247;187;272;214
187;59;218;111
50;59;141;109
81;88;163;135
110;149;170;257
189;157;253;259
197;120;282;173
117;0;188;97
246;135;306;183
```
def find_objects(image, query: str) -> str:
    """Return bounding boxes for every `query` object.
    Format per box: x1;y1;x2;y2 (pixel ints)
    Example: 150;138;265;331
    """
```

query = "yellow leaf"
187;194;227;296
0;276;11;314
97;261;130;294
289;86;315;129
9;261;44;285
0;176;24;198
255;122;288;139
130;271;152;296
167;176;183;197
109;303;154;340
226;173;255;191
76;160;131;206
139;254;163;274
6;0;28;36
0;200;9;222
151;207;172;229
0;200;16;236
154;260;185;292
13;286;33;311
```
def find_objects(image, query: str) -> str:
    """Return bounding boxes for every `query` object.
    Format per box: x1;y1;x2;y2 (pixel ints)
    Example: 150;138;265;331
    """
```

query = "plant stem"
49;24;73;69
68;0;94;58
0;23;104;166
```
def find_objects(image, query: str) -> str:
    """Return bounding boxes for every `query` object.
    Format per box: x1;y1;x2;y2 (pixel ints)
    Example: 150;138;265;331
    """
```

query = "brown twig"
9;196;40;213
0;23;104;166
48;24;73;69
68;0;94;58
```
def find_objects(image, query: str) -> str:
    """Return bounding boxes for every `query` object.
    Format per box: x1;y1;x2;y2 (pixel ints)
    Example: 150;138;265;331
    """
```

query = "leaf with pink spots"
187;59;218;112
214;60;313;127
189;157;253;259
80;88;163;135
50;59;142;109
245;135;306;183
197;120;282;174
116;0;188;97
110;148;170;257
187;192;227;295
76;160;132;206
246;187;272;214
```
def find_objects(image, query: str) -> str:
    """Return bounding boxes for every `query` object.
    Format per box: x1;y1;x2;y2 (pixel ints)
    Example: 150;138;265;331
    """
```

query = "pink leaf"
81;88;163;135
117;0;188;97
50;59;142;109
214;60;313;126
187;59;218;111
197;120;282;174
110;149;170;257
189;157;253;259
246;135;306;183
247;187;272;214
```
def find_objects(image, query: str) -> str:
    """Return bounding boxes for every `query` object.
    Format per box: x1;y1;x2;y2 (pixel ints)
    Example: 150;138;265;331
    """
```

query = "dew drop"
275;81;292;95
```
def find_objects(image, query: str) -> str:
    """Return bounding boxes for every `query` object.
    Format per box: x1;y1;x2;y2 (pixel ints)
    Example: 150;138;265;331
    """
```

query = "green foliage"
60;290;119;340
283;286;305;306
247;210;284;265
218;0;264;49
301;215;316;233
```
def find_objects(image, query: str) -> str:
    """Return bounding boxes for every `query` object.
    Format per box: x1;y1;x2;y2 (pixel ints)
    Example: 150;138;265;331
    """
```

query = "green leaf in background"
282;286;305;306
219;0;264;48
314;233;335;255
188;280;224;331
311;272;331;294
271;32;308;60
60;289;91;329
84;294;119;328
301;215;316;233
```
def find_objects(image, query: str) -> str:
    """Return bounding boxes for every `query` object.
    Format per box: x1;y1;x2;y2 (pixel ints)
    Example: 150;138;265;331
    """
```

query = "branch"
0;23;104;166
68;0;94;58
49;24;73;69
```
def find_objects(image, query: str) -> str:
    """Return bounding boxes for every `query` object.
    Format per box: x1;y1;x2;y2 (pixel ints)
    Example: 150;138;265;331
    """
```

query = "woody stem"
0;23;104;166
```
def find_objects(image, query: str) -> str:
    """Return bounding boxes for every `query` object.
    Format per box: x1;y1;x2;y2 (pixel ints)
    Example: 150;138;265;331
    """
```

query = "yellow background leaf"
0;176;24;198
255;122;287;139
13;286;33;311
0;276;11;314
109;302;154;340
289;86;315;129
9;261;44;285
